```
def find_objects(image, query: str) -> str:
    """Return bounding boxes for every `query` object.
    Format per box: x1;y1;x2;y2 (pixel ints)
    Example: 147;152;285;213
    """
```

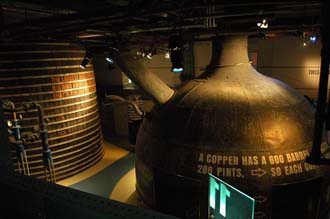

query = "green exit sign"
208;174;255;219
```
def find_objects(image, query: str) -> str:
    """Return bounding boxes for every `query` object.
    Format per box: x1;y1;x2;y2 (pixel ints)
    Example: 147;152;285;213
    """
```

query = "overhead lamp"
164;51;170;59
257;19;268;29
146;48;156;60
136;47;155;60
137;49;146;57
105;47;119;64
106;56;114;64
80;53;91;69
168;34;184;73
146;53;153;60
309;36;318;43
170;49;184;73
172;66;184;73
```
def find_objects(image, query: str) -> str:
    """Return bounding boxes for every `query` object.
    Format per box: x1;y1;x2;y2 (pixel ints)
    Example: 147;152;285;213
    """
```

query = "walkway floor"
57;139;137;205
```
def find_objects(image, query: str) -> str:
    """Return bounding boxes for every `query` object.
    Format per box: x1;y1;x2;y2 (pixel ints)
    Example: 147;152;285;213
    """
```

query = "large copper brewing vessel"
114;36;330;219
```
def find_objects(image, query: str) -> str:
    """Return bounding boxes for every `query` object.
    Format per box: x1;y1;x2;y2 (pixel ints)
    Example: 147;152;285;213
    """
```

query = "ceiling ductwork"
0;1;322;48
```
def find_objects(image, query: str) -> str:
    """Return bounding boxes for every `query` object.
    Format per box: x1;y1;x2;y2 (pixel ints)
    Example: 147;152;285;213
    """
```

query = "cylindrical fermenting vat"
131;36;330;218
0;42;104;181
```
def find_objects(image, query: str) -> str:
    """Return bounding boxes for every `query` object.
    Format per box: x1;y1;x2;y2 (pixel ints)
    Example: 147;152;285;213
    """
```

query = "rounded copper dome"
134;36;329;219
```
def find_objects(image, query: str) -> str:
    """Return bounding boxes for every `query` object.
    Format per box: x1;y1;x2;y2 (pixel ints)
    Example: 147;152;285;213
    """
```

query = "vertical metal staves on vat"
0;42;104;181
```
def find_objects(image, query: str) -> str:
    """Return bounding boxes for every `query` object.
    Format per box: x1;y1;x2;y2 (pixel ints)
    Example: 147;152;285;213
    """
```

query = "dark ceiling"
0;0;322;48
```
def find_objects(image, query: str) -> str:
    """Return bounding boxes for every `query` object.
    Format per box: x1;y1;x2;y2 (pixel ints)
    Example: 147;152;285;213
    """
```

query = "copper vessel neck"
210;35;250;67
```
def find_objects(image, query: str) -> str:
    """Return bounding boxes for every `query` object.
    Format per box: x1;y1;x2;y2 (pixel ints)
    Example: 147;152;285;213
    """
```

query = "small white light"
7;120;12;127
128;79;132;84
310;36;317;43
106;57;114;64
146;53;153;60
164;51;170;59
257;19;268;29
303;42;307;47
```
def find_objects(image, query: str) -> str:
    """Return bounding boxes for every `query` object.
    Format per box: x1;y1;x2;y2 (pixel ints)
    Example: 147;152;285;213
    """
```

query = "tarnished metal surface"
132;36;330;218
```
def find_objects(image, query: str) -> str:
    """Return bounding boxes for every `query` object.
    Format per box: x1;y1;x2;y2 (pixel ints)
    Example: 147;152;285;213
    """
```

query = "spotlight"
136;47;156;60
137;49;146;57
170;50;184;73
105;47;119;64
146;53;153;60
106;57;114;64
172;66;184;73
168;34;184;73
164;51;170;59
309;36;317;43
80;53;91;69
146;48;156;60
257;19;268;29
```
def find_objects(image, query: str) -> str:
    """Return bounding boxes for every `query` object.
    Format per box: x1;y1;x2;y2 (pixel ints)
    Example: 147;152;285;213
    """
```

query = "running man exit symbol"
208;174;255;219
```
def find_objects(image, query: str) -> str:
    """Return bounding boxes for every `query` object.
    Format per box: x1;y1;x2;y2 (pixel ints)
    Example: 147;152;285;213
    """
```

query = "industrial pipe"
112;51;174;104
32;102;56;183
3;101;56;181
1;100;30;176
0;101;12;171
307;0;330;164
104;94;144;117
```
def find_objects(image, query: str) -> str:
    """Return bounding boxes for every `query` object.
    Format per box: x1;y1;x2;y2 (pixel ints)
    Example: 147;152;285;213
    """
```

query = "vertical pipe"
323;1;330;131
0;4;4;33
0;101;12;173
34;102;56;182
181;34;195;81
5;101;30;175
212;5;216;27
308;0;330;163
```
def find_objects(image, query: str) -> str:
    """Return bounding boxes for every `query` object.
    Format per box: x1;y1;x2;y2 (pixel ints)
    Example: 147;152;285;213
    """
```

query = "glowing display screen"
208;174;255;219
